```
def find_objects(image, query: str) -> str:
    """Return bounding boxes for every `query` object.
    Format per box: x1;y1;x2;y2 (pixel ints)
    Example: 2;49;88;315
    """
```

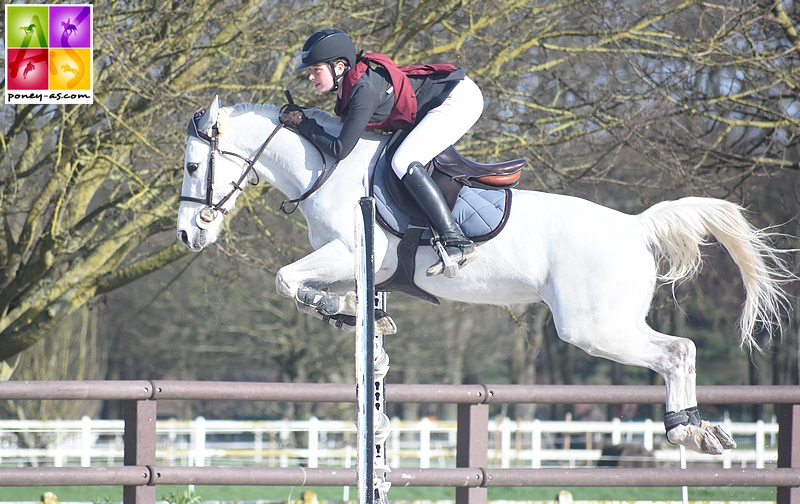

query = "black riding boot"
402;162;477;277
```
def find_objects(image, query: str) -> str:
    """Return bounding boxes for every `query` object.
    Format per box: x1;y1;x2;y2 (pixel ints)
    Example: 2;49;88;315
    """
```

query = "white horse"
177;97;793;456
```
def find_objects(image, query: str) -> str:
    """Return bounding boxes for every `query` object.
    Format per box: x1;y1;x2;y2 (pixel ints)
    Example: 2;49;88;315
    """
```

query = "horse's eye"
186;162;200;174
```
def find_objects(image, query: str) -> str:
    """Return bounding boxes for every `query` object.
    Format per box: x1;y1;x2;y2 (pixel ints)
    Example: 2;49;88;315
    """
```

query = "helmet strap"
327;61;340;93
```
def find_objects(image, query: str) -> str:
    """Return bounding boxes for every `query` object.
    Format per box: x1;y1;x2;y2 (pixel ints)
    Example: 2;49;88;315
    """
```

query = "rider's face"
308;62;344;94
308;64;333;93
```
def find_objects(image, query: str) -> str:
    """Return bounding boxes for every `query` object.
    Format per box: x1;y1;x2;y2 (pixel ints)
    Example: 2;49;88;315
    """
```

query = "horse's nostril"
179;230;189;245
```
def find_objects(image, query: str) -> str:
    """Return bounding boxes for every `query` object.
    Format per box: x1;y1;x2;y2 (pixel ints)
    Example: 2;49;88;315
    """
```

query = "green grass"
0;485;776;502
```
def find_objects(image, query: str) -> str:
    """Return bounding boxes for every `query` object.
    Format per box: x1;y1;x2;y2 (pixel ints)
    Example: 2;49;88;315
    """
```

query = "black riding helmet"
296;29;357;92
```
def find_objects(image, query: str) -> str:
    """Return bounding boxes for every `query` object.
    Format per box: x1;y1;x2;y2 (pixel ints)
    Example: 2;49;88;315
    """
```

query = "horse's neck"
224;110;316;198
241;111;385;205
223;105;387;236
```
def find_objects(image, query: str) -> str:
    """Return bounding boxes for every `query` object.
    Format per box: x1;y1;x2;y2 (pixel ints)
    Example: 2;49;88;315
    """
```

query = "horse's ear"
208;95;221;121
196;96;222;134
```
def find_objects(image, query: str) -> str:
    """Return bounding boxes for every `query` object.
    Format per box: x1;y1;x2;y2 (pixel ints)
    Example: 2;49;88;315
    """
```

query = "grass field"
0;485;776;502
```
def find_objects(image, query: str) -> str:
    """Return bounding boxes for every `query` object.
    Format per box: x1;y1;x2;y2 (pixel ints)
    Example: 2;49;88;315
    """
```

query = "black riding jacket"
297;65;465;161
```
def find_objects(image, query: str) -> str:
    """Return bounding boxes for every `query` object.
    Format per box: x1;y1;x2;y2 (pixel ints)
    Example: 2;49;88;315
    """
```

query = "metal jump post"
355;197;391;504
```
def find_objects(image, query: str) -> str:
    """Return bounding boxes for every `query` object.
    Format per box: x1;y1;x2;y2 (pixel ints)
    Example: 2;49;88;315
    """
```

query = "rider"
281;28;484;277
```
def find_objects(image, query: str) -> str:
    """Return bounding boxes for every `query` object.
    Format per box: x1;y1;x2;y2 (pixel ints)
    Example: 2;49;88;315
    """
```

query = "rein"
277;95;341;214
278;123;341;214
180;103;340;221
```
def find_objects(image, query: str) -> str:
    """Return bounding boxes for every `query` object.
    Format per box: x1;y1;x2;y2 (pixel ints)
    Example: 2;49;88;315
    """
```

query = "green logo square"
6;5;49;49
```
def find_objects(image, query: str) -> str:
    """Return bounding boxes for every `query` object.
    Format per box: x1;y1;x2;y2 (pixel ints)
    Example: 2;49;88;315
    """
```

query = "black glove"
279;104;307;128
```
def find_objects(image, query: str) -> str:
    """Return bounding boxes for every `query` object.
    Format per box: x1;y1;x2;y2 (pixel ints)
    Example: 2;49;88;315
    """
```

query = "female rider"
280;29;484;277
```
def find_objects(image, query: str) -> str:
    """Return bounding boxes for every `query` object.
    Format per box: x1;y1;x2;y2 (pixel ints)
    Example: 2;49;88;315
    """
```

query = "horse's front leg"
275;240;396;334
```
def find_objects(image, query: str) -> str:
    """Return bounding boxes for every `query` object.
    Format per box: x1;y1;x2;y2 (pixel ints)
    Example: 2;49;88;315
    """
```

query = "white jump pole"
355;197;390;504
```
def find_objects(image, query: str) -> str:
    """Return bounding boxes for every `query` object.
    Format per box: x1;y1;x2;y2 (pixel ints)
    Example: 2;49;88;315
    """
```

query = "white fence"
0;416;778;470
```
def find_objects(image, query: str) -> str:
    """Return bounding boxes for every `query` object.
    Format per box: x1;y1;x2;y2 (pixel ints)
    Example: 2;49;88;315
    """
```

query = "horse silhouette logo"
61;64;79;76
61;19;78;37
23;62;36;79
20;24;36;35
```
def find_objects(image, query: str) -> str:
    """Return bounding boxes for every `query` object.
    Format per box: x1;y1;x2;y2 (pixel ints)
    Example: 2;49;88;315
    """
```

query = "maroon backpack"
335;53;458;132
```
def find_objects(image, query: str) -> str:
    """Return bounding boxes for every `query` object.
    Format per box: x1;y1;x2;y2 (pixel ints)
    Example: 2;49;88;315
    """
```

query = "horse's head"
177;97;256;251
177;96;380;252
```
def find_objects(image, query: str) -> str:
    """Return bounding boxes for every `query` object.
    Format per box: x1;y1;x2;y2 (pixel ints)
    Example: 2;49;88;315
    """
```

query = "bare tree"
0;0;316;369
2;1;797;409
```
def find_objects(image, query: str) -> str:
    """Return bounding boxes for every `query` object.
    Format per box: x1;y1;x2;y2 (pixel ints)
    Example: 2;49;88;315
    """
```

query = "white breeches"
391;76;484;179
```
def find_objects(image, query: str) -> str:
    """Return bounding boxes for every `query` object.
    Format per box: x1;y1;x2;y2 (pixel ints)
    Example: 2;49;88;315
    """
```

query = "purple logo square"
49;5;91;48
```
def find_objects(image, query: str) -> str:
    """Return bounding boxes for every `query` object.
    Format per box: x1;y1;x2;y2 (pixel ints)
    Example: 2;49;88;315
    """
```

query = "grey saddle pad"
372;156;512;242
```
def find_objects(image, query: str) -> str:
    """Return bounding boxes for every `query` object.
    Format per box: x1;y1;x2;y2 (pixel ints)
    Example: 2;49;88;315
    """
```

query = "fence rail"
1;381;799;504
0;416;781;469
4;465;800;488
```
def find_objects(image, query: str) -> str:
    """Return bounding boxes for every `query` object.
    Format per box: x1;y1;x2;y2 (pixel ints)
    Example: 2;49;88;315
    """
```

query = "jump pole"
355;197;391;504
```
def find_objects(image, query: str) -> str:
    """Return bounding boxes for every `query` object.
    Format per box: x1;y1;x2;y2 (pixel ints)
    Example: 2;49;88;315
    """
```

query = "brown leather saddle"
386;145;526;215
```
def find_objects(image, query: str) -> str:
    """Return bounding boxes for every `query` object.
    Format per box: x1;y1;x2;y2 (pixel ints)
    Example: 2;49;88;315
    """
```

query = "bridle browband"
180;101;341;221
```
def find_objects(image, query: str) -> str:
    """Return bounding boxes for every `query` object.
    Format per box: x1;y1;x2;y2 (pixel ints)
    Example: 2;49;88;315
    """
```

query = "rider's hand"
279;104;307;128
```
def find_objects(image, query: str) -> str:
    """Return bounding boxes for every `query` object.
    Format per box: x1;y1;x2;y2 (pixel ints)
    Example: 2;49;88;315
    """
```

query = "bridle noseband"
180;104;341;227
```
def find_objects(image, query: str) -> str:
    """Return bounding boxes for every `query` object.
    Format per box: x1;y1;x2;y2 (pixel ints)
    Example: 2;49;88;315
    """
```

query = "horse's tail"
638;196;793;353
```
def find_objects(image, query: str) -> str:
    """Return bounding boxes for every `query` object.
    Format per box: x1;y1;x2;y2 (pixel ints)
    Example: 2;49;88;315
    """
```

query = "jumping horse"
177;97;793;456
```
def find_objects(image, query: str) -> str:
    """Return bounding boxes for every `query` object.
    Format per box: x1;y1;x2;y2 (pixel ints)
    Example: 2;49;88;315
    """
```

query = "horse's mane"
217;102;341;135
217;101;386;141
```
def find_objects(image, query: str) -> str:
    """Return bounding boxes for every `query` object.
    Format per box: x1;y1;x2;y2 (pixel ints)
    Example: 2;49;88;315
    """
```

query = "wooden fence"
0;381;799;504
0;416;780;469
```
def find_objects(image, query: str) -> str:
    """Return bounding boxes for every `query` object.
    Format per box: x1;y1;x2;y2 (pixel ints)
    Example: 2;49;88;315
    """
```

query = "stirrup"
427;241;477;278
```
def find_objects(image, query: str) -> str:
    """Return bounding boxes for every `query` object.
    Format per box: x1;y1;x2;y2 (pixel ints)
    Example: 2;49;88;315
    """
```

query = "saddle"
376;146;526;304
386;145;526;215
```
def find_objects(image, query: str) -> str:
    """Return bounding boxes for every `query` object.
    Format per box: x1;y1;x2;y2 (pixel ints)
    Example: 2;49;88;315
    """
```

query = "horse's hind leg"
547;248;735;455
555;309;735;454
630;330;735;454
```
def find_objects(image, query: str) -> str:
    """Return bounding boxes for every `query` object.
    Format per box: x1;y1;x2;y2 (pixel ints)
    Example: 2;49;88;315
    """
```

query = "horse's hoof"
341;291;358;314
666;426;688;449
376;310;397;335
699;429;725;455
709;424;737;449
667;424;725;455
